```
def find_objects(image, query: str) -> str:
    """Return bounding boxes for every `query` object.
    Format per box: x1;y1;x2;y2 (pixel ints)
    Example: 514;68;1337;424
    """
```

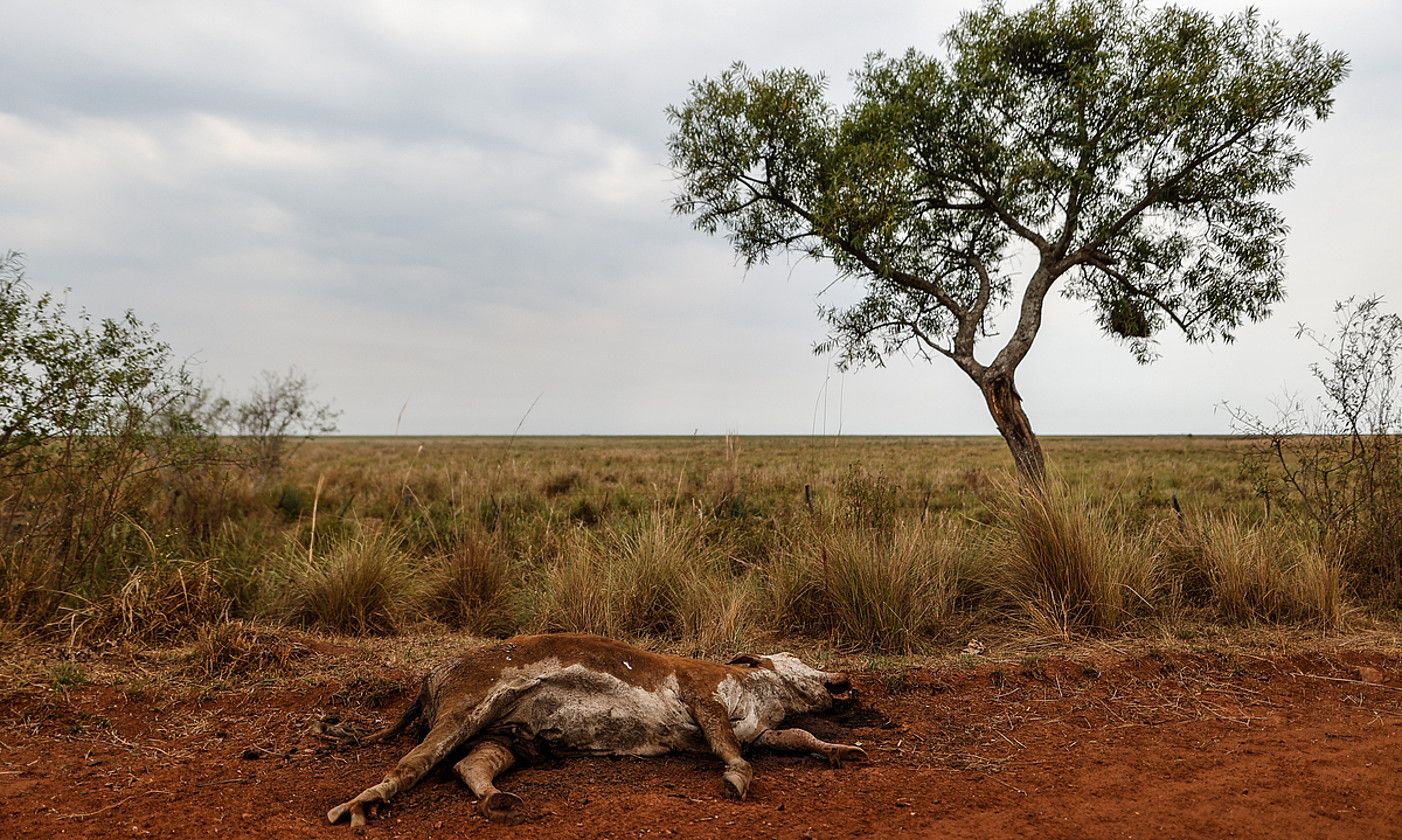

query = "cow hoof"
479;791;523;820
722;769;750;800
328;798;379;829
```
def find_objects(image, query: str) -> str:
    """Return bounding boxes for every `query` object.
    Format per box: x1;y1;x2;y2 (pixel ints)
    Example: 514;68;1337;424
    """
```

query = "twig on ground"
59;789;174;819
1291;672;1402;692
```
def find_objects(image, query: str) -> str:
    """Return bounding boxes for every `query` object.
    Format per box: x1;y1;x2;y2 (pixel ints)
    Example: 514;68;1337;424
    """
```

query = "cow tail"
318;673;429;746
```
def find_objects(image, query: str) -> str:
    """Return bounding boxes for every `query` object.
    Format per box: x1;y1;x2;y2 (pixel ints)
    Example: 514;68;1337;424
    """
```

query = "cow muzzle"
824;674;857;708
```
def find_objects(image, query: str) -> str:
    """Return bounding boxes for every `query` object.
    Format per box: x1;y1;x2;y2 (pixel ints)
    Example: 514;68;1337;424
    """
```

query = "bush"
0;252;223;625
220;368;340;474
1231;297;1402;602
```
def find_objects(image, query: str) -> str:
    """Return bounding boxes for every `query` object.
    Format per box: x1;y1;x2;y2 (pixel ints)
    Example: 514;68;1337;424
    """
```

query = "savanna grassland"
3;433;1390;655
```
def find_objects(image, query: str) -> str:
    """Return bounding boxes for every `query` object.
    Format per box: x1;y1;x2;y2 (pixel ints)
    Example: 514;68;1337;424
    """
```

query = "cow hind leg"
755;728;867;767
327;677;542;828
327;722;471;828
453;739;521;820
687;697;753;800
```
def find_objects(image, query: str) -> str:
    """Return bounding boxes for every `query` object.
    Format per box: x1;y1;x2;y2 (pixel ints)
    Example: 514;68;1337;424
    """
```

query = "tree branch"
1081;122;1260;254
956;177;1050;252
1084;259;1197;335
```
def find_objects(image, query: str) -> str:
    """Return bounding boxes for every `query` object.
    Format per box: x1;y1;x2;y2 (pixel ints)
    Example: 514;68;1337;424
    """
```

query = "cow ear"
728;653;774;670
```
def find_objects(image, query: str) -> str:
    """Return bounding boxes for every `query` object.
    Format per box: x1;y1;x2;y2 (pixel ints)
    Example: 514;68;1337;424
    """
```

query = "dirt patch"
2;644;1400;838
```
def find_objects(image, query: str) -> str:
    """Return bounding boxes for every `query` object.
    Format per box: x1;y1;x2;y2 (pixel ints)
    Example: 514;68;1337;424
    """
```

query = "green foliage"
668;0;1347;477
669;0;1346;365
0;252;204;472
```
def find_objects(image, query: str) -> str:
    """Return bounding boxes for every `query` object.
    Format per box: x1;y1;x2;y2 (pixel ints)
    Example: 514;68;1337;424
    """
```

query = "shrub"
1231;297;1402;602
0;252;223;625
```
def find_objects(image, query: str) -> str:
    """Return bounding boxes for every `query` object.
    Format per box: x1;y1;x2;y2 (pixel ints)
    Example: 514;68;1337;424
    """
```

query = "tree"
0;251;196;475
225;367;341;473
667;0;1347;482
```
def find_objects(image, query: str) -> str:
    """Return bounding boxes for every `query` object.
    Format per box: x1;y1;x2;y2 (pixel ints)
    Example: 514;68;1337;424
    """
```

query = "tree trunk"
979;371;1046;485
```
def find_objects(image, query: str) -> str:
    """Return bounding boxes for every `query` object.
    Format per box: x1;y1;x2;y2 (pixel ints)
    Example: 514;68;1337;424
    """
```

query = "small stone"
1355;666;1385;684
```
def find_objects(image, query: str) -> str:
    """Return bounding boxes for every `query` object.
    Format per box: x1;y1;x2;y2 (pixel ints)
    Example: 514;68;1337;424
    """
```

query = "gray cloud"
1;0;1398;435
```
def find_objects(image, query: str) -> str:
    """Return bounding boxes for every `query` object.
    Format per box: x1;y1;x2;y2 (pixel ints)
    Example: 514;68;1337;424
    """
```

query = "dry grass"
538;510;754;653
767;517;970;653
0;435;1378;651
184;620;311;679
1169;515;1344;628
59;561;231;645
283;528;419;635
424;528;519;636
988;480;1157;636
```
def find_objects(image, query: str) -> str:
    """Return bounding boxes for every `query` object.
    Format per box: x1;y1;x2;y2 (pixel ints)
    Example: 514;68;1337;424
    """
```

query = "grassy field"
8;432;1384;656
292;433;1260;520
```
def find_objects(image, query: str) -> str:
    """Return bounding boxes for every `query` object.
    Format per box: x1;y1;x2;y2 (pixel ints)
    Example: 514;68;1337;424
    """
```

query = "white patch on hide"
487;661;700;756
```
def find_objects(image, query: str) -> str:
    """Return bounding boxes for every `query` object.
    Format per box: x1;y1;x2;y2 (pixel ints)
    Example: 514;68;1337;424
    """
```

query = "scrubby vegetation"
1;252;1395;653
4;431;1385;654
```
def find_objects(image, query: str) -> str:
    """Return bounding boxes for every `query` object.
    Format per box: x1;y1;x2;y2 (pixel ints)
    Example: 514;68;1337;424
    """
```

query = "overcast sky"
2;0;1398;436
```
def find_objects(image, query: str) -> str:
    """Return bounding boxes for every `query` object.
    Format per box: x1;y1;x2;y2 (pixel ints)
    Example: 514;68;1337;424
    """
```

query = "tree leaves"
666;0;1348;372
0;252;195;472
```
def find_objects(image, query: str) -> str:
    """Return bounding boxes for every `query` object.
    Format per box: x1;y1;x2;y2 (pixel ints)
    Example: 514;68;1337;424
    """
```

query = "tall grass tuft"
766;517;969;653
426;527;520;636
283;528;418;635
989;480;1156;635
1168;516;1344;627
61;560;231;645
538;510;753;653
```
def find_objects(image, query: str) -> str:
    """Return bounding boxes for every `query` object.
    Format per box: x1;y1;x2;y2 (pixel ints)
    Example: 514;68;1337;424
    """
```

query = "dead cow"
327;632;866;827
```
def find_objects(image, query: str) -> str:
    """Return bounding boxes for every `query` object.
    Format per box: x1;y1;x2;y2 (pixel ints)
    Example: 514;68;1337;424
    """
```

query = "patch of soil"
2;648;1400;838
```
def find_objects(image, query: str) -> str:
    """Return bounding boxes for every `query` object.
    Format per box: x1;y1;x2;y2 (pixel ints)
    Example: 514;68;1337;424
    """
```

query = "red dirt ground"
3;645;1400;839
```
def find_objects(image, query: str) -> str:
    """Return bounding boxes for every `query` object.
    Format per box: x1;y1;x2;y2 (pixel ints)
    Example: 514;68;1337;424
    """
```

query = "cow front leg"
453;739;521;820
687;697;753;800
755;728;868;767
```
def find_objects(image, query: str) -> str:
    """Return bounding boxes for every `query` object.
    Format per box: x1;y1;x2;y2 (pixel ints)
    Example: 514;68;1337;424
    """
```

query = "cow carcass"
327;633;865;827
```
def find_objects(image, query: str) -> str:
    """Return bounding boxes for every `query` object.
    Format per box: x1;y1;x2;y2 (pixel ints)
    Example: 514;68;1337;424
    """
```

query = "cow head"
730;652;855;713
